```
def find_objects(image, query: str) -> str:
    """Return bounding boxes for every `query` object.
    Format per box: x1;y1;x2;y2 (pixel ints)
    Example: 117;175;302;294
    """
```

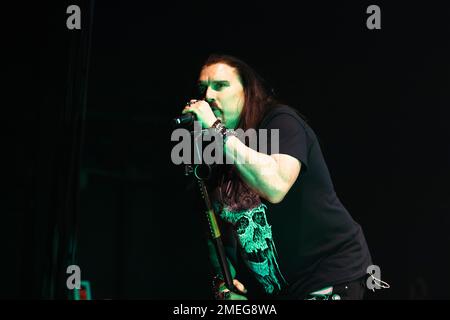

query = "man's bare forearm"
224;136;286;203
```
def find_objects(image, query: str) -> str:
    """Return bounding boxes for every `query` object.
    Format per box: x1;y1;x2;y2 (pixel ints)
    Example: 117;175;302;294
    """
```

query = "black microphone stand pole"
185;128;235;294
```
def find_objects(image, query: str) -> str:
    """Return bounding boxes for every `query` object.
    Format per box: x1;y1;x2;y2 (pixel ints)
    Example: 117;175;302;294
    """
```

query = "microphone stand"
184;128;236;294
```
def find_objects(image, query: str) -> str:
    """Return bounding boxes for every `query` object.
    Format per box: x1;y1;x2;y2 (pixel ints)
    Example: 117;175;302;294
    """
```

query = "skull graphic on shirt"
233;205;272;253
220;203;287;294
211;168;287;294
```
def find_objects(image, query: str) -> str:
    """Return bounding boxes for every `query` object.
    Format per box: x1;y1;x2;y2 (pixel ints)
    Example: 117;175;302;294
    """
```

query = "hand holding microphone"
173;99;218;128
172;112;196;126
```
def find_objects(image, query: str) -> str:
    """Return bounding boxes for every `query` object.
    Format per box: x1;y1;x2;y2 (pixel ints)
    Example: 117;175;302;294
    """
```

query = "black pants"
304;276;367;300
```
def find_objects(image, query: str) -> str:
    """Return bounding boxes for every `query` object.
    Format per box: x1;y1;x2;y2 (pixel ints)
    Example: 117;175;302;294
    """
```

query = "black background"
4;1;450;299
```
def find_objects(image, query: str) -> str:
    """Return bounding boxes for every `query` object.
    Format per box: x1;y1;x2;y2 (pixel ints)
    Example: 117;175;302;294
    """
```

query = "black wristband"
211;119;226;135
211;119;222;130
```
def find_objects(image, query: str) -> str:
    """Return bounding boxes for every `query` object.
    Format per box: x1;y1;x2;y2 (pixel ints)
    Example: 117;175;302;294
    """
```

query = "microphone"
172;113;196;126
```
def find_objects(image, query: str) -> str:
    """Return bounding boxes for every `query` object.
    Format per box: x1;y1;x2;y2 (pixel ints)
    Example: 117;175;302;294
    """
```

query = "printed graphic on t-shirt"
220;203;287;294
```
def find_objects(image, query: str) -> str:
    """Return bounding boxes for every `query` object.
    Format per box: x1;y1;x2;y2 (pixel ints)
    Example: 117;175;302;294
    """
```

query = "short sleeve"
259;110;309;170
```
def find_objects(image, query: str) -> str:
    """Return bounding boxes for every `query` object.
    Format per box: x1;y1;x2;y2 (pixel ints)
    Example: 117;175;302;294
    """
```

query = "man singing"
181;54;373;300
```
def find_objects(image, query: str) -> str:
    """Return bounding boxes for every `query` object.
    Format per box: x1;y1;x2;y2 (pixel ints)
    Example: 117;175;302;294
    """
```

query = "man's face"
198;63;245;129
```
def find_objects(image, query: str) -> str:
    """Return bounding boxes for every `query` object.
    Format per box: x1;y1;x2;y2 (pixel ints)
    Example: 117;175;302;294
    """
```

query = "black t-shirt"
208;105;372;299
257;105;372;298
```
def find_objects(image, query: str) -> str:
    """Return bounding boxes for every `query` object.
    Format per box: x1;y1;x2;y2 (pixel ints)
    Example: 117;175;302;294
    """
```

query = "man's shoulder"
259;104;306;128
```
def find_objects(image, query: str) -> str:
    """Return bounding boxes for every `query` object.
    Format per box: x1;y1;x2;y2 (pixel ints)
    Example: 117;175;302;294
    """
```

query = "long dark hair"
201;54;280;130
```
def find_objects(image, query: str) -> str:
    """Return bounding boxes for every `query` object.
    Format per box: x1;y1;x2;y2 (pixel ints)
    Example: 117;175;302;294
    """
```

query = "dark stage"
4;0;450;302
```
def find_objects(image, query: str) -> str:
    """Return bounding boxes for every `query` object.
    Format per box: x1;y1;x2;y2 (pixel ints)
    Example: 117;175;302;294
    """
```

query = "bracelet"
211;119;221;129
211;119;239;146
211;119;226;135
